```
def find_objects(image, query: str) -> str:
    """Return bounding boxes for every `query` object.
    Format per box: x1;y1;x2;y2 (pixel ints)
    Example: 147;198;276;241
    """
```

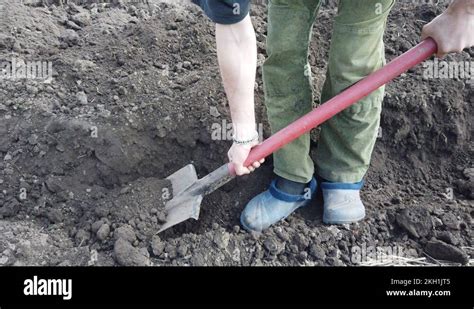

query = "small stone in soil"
263;237;283;255
76;91;88;105
156;212;167;224
96;224;110;241
213;232;230;249
45;176;66;193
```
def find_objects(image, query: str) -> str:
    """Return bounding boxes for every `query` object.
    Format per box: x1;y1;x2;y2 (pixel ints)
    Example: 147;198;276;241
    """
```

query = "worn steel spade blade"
158;163;234;233
158;164;201;232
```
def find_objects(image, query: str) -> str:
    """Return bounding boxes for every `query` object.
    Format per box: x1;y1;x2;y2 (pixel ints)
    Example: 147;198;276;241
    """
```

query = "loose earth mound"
0;0;472;266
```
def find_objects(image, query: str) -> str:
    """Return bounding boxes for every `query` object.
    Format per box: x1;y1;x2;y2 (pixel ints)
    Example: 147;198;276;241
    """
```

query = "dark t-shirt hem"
192;0;250;25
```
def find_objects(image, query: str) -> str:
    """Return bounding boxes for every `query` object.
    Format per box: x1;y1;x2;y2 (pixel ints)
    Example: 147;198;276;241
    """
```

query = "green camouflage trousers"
263;0;395;183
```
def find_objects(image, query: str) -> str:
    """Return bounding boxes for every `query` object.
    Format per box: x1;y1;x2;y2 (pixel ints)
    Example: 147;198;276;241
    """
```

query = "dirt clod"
394;208;433;239
114;225;137;243
75;229;91;244
425;239;469;265
59;29;79;46
309;244;326;261
0;198;20;218
114;238;150;266
151;235;165;256
71;12;92;27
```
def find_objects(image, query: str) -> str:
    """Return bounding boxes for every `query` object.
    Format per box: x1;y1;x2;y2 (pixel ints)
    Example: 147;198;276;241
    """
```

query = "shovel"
158;38;438;233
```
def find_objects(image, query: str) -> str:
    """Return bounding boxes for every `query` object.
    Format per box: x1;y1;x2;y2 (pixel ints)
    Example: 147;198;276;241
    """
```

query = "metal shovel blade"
158;164;202;233
158;163;234;233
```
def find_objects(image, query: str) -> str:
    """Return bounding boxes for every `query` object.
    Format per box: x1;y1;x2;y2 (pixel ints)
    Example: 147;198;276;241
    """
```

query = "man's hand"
228;140;265;176
421;0;474;58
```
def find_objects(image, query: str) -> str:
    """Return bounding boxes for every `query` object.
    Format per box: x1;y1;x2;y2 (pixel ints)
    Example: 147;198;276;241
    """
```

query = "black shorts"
192;0;250;24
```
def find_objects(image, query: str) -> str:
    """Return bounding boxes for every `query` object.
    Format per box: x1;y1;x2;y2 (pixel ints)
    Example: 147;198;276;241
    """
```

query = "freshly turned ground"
0;0;471;266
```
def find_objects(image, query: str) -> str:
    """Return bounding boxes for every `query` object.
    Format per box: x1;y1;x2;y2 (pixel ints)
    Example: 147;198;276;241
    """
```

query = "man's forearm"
215;15;257;141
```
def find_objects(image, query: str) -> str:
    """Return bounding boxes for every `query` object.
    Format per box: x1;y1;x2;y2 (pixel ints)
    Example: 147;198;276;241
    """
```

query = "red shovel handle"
228;38;438;175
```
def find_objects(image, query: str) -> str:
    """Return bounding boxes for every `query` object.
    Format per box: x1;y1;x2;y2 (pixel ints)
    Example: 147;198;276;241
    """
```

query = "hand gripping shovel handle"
201;38;437;195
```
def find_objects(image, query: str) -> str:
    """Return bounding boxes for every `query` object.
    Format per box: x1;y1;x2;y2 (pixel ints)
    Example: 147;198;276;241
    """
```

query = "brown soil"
0;0;472;266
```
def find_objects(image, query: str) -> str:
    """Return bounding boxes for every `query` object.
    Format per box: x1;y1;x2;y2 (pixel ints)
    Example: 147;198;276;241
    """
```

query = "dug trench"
0;0;472;266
